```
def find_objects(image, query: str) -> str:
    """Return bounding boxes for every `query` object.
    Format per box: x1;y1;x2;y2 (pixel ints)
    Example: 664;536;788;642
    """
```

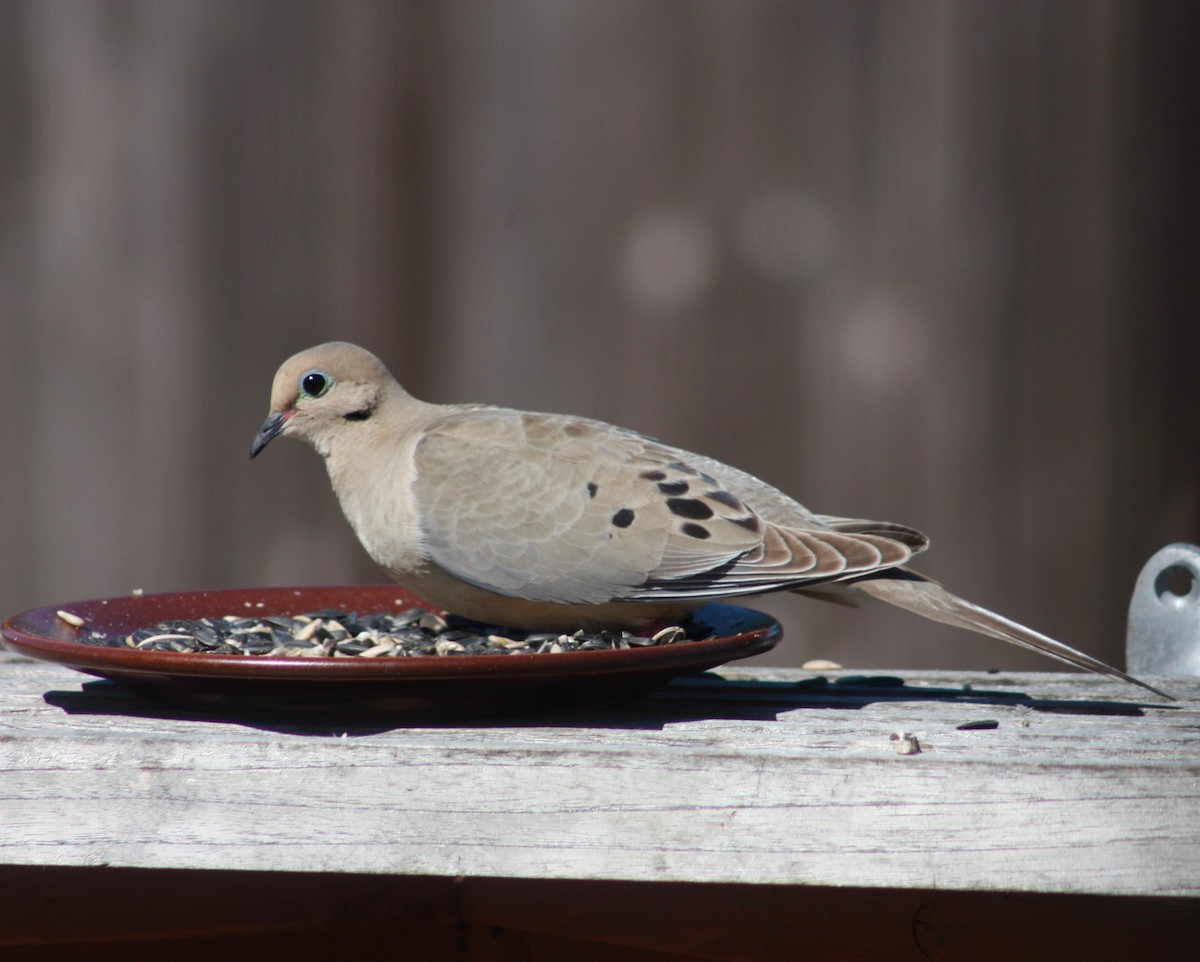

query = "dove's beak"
250;409;293;459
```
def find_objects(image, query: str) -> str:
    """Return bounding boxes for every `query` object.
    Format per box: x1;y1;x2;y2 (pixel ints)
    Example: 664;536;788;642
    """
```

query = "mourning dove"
251;342;1167;697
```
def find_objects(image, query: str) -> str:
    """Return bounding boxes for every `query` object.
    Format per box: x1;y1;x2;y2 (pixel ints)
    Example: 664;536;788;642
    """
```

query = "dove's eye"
300;370;331;398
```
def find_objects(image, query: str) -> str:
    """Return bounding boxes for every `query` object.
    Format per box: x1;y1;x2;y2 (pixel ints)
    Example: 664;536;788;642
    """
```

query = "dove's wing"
411;410;925;605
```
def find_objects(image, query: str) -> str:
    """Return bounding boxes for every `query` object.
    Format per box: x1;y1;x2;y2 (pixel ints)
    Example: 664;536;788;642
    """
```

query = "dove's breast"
327;427;430;577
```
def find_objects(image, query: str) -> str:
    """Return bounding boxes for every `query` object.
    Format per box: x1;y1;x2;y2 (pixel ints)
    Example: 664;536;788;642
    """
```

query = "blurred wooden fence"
1;0;1197;671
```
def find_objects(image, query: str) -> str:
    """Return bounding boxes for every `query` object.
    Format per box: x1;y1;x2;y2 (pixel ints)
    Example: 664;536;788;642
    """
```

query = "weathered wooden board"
1;651;1196;897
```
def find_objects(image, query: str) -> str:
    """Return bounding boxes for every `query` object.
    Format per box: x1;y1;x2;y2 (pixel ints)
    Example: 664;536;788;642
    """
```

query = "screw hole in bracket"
1155;563;1199;609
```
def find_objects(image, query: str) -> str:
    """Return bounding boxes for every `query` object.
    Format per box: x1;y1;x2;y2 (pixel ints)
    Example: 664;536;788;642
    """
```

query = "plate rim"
2;584;782;685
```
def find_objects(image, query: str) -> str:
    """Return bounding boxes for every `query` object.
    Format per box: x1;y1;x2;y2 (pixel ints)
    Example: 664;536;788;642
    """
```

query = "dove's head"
250;342;400;459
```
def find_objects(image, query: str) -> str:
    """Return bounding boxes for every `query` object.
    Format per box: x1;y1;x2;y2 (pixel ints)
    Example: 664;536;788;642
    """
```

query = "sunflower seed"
75;608;709;659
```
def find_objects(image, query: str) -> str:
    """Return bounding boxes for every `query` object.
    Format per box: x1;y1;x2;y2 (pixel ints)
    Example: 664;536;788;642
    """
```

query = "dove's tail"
843;570;1173;699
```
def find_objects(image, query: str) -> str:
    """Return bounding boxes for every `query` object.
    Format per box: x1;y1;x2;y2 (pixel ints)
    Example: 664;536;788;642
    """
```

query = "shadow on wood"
35;668;1163;737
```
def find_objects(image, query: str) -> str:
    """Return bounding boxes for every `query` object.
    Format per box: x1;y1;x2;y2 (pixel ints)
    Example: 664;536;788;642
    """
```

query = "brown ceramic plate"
2;585;781;717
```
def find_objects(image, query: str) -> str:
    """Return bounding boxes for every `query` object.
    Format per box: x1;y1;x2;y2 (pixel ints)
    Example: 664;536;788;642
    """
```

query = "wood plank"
2;652;1196;897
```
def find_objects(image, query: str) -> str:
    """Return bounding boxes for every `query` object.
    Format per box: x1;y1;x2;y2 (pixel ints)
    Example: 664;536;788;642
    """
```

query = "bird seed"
78;608;709;658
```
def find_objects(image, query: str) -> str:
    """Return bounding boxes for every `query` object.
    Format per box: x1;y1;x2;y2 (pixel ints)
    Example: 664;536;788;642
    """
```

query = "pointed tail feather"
844;571;1173;699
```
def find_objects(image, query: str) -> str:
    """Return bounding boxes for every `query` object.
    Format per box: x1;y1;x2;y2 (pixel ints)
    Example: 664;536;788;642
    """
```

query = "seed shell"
75;608;713;659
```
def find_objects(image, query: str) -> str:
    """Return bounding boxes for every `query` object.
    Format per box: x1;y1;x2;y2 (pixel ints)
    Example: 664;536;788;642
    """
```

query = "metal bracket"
1126;543;1200;677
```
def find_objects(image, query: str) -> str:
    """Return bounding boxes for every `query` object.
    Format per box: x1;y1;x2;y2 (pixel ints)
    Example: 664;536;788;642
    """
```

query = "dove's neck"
322;390;442;577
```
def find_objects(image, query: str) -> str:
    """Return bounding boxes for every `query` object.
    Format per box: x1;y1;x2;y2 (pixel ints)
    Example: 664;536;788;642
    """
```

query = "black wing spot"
612;508;635;528
667;497;714;520
657;480;690;496
639;470;667;482
682;523;711;539
668;461;699;476
731;514;762;533
587;482;598;498
705;489;742;509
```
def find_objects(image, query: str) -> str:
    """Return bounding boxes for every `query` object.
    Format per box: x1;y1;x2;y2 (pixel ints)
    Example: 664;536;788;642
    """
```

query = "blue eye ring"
300;370;331;398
